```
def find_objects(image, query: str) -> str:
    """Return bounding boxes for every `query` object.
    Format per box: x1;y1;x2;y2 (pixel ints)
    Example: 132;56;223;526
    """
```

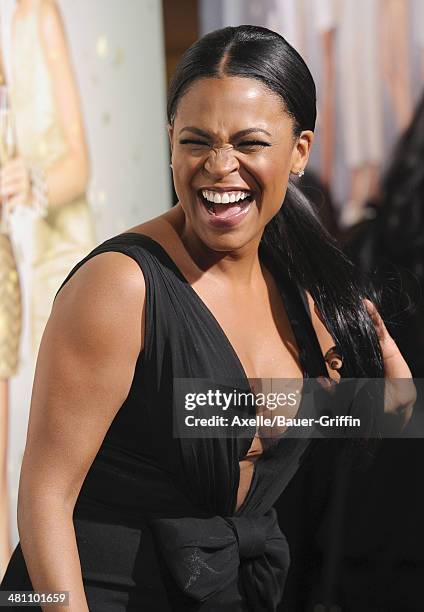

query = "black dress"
1;232;329;611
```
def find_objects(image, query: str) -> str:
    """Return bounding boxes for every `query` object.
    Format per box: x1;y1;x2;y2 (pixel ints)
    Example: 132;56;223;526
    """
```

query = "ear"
290;130;314;174
167;124;174;156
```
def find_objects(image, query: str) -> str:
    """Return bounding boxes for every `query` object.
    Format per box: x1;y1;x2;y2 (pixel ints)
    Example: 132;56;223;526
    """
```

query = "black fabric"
1;233;329;611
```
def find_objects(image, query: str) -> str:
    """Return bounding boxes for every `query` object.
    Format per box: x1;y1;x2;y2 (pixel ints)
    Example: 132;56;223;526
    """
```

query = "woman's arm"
37;0;90;206
306;291;415;428
1;0;89;211
17;252;145;611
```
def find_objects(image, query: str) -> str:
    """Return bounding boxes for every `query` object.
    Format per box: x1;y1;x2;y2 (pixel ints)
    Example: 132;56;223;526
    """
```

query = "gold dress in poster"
10;5;96;357
0;80;22;379
0;230;22;379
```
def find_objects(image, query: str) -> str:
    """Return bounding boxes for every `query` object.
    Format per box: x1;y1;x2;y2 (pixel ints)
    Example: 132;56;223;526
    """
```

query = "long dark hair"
168;25;384;377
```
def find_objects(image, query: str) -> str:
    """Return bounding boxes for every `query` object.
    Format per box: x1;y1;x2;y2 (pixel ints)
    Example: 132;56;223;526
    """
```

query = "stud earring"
298;169;304;178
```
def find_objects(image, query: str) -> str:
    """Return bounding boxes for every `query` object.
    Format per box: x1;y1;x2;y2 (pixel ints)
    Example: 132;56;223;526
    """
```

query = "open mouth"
197;189;254;220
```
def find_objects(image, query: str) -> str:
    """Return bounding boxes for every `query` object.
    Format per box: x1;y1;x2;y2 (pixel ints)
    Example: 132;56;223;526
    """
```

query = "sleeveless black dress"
1;232;329;611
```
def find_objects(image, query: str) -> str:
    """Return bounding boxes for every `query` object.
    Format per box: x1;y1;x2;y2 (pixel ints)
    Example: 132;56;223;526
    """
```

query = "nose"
204;145;239;178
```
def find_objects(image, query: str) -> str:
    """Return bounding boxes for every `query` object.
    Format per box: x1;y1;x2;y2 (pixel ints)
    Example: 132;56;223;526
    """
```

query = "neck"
174;203;265;289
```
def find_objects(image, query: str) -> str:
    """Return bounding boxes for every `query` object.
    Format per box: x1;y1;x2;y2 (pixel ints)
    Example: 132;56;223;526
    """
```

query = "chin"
198;224;263;255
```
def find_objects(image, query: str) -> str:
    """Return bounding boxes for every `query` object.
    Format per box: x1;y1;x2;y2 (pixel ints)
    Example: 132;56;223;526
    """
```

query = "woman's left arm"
315;295;416;428
362;298;416;427
0;0;89;211
305;291;416;429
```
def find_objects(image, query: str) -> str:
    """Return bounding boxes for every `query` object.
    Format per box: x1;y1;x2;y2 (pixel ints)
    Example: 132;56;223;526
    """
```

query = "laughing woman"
0;26;414;611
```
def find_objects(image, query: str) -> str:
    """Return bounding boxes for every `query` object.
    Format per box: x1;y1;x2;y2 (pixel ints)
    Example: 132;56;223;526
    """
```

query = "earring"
298;169;304;178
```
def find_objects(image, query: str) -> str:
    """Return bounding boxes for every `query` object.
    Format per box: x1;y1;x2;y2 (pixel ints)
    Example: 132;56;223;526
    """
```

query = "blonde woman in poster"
0;0;96;359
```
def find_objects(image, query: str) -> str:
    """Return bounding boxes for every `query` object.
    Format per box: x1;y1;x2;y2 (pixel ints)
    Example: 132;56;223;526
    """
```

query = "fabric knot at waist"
225;514;267;559
148;507;290;611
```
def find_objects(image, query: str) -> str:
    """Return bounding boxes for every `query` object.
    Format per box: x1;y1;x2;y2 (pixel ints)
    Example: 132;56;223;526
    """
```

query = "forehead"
173;76;290;133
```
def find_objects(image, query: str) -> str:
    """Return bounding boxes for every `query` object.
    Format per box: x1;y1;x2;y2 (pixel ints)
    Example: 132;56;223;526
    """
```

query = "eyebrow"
178;126;272;138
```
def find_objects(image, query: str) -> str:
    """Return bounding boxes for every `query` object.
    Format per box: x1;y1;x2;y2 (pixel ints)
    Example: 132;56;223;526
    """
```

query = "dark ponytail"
263;182;383;376
168;25;384;378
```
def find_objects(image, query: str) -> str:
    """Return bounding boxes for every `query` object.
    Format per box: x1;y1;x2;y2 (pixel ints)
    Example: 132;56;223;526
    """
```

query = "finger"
317;375;332;389
363;298;389;343
364;298;412;377
0;167;27;185
363;298;397;357
0;173;29;196
0;157;25;173
316;375;337;394
0;181;24;199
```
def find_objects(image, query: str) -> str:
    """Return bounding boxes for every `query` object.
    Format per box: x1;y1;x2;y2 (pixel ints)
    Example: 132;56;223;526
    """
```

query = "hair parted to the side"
167;25;384;377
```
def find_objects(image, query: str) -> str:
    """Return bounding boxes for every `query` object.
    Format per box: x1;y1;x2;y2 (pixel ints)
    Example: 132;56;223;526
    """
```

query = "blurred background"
1;0;424;610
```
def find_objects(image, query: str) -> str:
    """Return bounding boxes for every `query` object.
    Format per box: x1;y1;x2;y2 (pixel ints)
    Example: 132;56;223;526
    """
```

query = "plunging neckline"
119;232;309;389
117;231;320;516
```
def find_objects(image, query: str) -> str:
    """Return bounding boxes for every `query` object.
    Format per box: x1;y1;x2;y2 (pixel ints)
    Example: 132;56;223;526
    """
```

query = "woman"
0;0;96;358
0;25;414;611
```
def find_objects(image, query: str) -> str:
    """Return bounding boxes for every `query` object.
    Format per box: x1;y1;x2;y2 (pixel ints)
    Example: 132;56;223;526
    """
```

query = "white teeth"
201;189;251;204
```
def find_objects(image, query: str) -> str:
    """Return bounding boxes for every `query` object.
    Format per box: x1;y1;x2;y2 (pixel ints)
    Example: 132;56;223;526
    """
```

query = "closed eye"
238;140;271;148
179;139;271;147
179;139;210;146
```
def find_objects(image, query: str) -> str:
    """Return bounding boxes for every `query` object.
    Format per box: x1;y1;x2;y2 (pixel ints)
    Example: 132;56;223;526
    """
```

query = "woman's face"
168;76;313;252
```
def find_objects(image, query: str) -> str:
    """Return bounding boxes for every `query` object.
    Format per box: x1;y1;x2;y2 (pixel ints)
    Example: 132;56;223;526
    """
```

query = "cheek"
172;160;199;197
256;157;291;200
173;152;203;185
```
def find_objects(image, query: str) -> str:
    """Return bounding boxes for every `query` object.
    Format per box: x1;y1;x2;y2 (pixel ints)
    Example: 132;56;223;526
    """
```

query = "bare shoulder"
125;204;184;245
51;251;146;356
21;251;147;511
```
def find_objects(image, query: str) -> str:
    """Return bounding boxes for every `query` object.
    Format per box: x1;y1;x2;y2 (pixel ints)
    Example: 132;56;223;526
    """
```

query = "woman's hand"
0;157;31;212
363;299;411;378
363;298;416;425
314;298;416;427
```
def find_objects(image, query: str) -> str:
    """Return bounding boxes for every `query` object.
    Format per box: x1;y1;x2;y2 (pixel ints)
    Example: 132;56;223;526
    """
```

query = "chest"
191;279;304;381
